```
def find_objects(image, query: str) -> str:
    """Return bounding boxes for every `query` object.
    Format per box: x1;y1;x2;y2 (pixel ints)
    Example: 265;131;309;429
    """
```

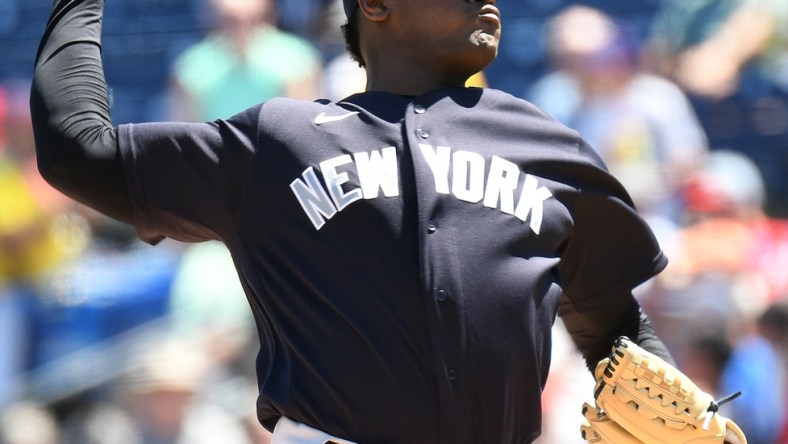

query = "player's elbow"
32;120;82;194
32;119;76;195
35;146;72;194
30;96;77;193
33;124;134;225
32;116;120;200
30;75;118;189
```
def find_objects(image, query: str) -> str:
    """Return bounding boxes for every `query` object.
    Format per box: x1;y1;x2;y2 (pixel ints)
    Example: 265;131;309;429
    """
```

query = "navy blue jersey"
118;86;666;443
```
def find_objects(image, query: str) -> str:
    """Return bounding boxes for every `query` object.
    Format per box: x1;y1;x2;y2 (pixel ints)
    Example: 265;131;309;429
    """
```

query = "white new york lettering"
320;155;363;211
290;167;338;230
452;150;485;203
483;156;519;214
354;147;400;199
293;144;554;234
514;174;553;234
419;144;452;194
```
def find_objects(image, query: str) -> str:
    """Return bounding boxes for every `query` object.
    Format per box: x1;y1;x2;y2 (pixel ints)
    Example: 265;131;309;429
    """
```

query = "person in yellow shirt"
0;83;85;286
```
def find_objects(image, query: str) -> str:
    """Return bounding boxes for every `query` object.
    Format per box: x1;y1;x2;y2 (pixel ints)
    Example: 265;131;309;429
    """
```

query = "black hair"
341;10;365;68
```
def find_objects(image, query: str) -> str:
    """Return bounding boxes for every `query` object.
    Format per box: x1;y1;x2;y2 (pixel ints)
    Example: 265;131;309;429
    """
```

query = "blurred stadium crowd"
0;0;787;443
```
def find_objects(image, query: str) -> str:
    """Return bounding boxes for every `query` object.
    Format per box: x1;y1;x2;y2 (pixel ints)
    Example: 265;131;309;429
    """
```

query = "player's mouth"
478;5;501;26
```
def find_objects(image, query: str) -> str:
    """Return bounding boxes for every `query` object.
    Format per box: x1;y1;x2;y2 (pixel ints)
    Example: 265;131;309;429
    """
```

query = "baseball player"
30;0;746;443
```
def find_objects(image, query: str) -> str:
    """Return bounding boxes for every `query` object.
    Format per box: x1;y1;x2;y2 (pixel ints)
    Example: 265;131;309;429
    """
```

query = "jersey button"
436;289;449;302
417;129;430;139
414;104;426;114
447;369;457;381
427;220;438;233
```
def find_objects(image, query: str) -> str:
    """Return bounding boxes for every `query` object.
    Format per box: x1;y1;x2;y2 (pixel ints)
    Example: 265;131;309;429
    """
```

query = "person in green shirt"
168;0;323;122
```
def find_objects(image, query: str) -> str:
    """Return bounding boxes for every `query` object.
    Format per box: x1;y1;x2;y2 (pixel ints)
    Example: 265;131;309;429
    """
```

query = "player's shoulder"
252;97;348;121
480;87;566;120
475;87;584;142
478;88;611;168
260;97;350;113
250;97;364;135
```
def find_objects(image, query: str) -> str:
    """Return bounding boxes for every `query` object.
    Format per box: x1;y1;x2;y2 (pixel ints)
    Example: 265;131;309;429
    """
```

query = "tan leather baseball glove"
580;336;747;444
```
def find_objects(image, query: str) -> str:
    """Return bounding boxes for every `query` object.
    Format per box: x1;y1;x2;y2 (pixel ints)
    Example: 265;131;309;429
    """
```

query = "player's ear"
358;0;389;22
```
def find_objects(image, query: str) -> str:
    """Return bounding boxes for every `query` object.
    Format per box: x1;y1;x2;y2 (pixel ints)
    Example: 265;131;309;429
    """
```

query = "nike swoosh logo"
314;111;359;125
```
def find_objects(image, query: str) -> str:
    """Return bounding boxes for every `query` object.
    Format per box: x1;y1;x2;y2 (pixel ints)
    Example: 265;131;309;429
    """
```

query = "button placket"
414;103;430;139
408;99;462;395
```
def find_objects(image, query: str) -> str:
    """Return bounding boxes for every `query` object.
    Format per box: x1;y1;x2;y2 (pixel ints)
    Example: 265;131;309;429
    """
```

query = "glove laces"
702;391;743;430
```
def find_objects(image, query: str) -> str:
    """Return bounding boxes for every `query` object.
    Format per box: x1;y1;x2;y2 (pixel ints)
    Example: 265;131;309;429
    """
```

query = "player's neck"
364;61;469;96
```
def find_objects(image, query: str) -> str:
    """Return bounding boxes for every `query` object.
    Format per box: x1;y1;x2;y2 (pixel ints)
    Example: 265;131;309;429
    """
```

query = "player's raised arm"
30;0;133;224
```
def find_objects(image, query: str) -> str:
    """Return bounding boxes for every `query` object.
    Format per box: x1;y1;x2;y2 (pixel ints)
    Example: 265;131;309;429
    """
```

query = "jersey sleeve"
117;108;259;244
557;139;668;311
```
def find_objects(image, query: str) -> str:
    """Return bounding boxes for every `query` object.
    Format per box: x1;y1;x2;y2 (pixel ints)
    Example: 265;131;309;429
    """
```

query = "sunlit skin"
357;0;501;96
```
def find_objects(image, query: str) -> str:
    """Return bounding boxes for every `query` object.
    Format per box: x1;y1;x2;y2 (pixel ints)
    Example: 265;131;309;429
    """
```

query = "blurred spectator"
672;316;784;444
0;115;185;436
169;241;254;346
646;0;788;100
642;151;766;351
757;302;788;442
6;207;182;443
0;81;86;408
112;339;255;444
0;81;83;290
680;335;733;396
758;301;788;354
0;288;26;408
24;207;181;373
321;52;366;101
274;0;347;61
0;402;60;444
644;0;788;217
57;401;141;444
529;5;709;227
720;331;784;444
168;0;322;122
167;240;263;437
677;150;788;312
640;150;788;442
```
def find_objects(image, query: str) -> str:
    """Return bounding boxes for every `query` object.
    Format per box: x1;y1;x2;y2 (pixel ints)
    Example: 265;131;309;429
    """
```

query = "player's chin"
468;30;500;60
467;31;499;66
469;29;500;48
